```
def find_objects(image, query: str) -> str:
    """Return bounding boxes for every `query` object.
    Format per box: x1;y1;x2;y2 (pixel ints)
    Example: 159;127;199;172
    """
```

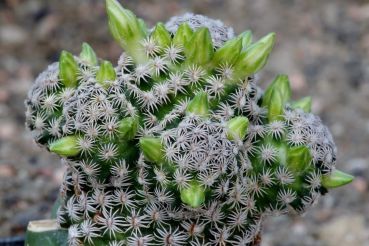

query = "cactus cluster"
25;0;353;245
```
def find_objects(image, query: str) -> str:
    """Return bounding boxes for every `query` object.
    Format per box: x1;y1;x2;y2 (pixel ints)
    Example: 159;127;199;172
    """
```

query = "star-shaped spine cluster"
25;1;353;245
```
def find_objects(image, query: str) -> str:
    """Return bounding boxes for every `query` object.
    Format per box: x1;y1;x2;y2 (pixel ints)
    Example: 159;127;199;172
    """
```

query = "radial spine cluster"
25;0;353;245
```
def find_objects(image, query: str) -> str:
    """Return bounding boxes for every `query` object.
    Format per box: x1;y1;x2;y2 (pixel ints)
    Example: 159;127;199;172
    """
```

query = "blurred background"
0;0;369;245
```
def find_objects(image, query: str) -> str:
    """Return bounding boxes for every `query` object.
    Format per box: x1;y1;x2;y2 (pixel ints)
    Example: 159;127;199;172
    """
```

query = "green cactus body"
25;0;353;245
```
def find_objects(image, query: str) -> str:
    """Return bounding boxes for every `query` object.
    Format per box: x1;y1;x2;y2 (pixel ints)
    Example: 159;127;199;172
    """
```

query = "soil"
0;0;368;245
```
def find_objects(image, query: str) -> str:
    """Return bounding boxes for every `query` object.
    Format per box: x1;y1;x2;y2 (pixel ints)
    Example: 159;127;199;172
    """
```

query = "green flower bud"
185;27;214;66
139;137;164;163
151;23;171;49
79;42;98;66
180;181;206;208
267;90;284;122
138;18;148;34
291;96;312;113
96;60;116;88
233;32;275;80
286;146;312;174
118;117;138;140
49;136;80;157
262;74;291;108
172;23;193;48
106;0;147;62
186;91;209;117
239;30;253;50
212;37;243;67
59;51;78;88
226;116;249;140
321;169;354;189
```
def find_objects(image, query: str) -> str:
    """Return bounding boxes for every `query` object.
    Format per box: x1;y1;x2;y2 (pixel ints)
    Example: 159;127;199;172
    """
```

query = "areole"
24;0;353;245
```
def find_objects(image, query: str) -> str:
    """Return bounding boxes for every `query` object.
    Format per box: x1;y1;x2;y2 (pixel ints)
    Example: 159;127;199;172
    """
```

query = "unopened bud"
185;27;214;66
96;60;116;88
186;91;209;117
212;37;243;68
180;181;206;208
172;23;193;48
233;32;275;80
321;169;354;189
139;137;164;163
227;116;249;141
49;136;80;157
79;42;98;66
151;23;171;49
138;18;147;34
291;96;312;113
263;75;291;107
59;51;78;88
267;90;284;122
286;146;312;174
118;117;138;140
106;0;147;62
239;30;253;50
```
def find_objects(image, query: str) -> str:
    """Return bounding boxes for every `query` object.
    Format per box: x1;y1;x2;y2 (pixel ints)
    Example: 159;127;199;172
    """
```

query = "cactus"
25;0;353;245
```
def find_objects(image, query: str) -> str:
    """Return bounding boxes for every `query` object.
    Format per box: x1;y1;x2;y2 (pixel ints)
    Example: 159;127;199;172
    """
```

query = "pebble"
0;25;27;45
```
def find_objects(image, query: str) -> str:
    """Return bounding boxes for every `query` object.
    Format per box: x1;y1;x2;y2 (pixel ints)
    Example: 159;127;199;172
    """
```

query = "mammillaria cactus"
25;0;354;245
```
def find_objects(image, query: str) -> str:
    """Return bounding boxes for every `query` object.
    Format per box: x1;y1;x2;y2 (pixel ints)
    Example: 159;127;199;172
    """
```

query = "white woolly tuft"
165;13;234;48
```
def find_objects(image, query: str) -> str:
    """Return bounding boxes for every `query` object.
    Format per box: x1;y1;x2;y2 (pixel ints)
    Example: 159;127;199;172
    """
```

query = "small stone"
0;25;27;45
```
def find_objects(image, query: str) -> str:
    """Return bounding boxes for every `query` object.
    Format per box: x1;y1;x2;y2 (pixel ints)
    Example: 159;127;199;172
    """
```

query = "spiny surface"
25;1;352;245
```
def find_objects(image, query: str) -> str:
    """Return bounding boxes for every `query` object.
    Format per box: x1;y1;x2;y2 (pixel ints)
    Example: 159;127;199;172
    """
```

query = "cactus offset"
25;0;353;245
